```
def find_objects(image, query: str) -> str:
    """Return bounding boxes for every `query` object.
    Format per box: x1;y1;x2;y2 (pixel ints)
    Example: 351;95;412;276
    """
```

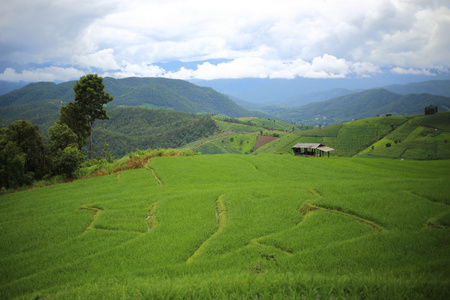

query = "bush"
52;146;85;178
385;143;391;147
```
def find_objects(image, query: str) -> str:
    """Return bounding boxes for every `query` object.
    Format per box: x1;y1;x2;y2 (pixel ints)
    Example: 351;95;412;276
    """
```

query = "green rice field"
1;155;449;299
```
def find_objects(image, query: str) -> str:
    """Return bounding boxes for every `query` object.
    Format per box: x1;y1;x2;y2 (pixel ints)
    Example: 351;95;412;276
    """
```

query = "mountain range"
257;88;450;125
193;76;450;104
0;77;449;130
0;77;267;133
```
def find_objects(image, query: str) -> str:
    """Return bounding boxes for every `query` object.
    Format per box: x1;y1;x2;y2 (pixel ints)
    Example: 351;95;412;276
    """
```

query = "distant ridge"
0;77;256;118
384;80;450;97
259;88;450;125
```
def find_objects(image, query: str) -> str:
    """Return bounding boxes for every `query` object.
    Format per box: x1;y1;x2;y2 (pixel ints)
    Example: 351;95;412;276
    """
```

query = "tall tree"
58;102;90;150
73;74;113;159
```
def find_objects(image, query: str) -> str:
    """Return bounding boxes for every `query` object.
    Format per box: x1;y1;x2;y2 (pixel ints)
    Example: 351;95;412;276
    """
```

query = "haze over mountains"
0;77;449;128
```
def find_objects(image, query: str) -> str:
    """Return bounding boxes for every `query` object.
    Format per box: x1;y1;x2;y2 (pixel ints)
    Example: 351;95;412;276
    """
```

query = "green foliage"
92;108;218;158
0;140;28;189
228;135;257;154
4;120;47;178
424;104;438;115
52;146;85;178
102;143;114;163
75;148;198;178
0;155;449;299
73;74;113;159
58;102;90;150
48;123;78;152
300;123;343;137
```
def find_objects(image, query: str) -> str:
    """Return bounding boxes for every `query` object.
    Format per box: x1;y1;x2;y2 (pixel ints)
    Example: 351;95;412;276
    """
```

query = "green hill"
228;113;450;160
92;107;218;158
1;154;449;298
0;77;258;128
184;117;308;155
259;89;450;125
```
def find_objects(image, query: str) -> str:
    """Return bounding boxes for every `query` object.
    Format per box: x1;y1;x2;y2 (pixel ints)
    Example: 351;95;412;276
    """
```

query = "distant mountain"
0;77;267;133
279;88;357;106
0;77;255;117
193;75;450;104
383;80;450;97
0;81;29;96
260;89;450;125
193;77;356;104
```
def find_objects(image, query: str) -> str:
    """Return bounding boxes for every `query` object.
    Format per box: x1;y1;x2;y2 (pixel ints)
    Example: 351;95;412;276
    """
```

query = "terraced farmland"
1;155;449;299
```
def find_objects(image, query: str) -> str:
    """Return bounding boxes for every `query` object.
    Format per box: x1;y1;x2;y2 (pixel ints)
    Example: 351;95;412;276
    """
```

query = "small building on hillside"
292;143;335;157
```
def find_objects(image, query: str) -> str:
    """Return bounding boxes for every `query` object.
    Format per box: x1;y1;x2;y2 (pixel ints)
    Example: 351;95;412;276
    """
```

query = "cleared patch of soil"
253;136;278;151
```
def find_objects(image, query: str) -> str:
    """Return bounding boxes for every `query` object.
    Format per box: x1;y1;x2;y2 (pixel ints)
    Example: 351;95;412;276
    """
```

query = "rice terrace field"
1;154;450;299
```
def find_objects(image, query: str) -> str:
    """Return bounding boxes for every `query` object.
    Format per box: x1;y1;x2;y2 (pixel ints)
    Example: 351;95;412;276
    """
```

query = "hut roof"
292;143;322;149
317;146;335;152
292;143;335;152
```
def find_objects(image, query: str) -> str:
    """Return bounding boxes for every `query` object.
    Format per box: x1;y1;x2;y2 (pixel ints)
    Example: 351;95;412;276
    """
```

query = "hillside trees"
424;105;438;115
72;74;113;159
92;108;218;157
0;120;47;189
5;120;47;179
58;102;89;150
48;123;84;177
48;123;79;152
0;120;87;189
0;134;27;189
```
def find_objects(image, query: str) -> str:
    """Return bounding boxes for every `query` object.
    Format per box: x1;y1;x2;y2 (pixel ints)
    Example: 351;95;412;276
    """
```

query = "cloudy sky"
1;0;449;82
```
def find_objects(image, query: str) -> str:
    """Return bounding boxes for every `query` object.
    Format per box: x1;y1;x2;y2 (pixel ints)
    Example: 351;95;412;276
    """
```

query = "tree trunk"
89;124;93;160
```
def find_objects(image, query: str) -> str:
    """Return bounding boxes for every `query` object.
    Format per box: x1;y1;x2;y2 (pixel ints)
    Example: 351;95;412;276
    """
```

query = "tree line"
1;74;218;190
1;74;111;189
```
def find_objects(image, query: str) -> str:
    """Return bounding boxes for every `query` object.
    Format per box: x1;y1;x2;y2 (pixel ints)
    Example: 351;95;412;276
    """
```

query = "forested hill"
0;77;255;118
92;107;218;158
261;88;450;125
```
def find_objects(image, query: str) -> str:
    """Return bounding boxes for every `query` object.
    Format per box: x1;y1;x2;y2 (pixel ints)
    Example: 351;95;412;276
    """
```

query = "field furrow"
78;205;103;233
186;195;226;263
146;202;158;231
300;201;385;232
145;165;163;186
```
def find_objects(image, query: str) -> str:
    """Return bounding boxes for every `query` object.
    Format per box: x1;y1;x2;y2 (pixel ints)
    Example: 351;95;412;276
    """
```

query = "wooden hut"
292;143;335;157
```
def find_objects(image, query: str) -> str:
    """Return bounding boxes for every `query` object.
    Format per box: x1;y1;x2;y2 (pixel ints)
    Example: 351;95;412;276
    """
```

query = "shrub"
52;146;85;178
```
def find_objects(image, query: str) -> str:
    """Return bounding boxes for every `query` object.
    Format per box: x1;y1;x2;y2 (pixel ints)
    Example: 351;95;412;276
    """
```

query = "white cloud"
164;54;381;80
102;63;166;79
0;67;85;82
0;0;449;81
74;49;120;71
390;67;434;76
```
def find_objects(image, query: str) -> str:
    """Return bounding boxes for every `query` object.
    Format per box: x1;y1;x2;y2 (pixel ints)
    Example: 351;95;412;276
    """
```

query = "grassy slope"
186;117;307;155
253;112;450;159
356;112;450;159
1;155;449;299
